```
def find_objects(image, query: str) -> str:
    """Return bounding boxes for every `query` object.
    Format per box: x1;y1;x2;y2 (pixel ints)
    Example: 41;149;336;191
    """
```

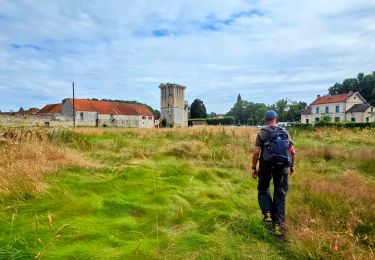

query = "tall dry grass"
75;126;258;141
0;129;90;197
288;170;375;259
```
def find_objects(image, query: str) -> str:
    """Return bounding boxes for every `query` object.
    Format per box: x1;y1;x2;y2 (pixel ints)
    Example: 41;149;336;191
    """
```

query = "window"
80;112;84;120
335;106;340;113
366;117;369;122
325;106;329;113
306;119;309;123
315;117;320;122
351;117;355;122
316;107;320;114
142;116;146;120
148;116;153;120
335;117;340;122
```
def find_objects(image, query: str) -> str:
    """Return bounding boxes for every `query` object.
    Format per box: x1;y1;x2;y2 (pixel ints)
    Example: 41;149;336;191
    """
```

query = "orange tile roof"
131;104;154;116
37;104;63;114
67;99;153;116
311;93;353;105
16;108;39;115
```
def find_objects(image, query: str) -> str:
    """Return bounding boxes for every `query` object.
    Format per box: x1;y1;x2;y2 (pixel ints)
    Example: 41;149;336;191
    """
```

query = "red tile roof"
67;99;153;116
37;104;63;114
16;108;39;115
131;104;154;116
311;93;353;105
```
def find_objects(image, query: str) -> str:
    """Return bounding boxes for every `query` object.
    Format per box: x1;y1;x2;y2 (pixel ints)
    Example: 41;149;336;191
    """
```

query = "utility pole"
72;82;76;129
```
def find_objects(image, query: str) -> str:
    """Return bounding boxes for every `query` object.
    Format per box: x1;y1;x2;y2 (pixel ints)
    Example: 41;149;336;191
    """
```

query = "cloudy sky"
1;0;374;113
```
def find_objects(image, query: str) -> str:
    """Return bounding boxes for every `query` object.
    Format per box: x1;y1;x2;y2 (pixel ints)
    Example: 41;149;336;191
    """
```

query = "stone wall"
0;114;155;128
0;114;73;127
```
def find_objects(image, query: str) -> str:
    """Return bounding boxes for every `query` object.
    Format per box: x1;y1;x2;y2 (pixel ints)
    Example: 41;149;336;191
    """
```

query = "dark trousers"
257;163;289;226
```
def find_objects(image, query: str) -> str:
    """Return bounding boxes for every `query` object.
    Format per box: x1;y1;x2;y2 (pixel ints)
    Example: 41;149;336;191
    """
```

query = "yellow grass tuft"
0;129;91;197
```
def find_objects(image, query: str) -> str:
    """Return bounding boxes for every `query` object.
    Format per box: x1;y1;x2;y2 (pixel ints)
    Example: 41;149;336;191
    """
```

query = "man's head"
264;110;277;125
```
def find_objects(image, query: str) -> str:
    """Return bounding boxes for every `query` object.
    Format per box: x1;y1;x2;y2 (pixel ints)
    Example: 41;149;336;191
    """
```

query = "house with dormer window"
301;91;375;123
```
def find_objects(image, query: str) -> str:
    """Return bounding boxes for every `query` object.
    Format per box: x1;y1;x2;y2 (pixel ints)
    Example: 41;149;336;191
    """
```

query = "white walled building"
159;83;189;127
38;98;155;128
301;92;375;123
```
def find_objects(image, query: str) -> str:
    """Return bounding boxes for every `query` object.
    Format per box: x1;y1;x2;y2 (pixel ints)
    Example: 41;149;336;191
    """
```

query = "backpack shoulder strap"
259;127;271;145
276;127;289;140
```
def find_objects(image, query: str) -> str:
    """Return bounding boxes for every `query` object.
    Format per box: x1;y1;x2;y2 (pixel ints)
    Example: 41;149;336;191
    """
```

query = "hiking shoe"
263;211;272;222
274;224;283;236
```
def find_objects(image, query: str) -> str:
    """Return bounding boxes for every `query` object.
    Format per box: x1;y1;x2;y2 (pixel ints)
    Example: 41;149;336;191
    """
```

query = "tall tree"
244;102;268;125
237;94;242;103
190;99;207;118
328;83;343;95
371;87;375;106
285;101;307;122
328;72;375;102
360;74;375;102
272;99;289;122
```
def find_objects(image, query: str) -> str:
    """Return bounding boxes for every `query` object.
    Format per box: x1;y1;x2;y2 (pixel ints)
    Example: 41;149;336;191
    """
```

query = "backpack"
261;127;292;167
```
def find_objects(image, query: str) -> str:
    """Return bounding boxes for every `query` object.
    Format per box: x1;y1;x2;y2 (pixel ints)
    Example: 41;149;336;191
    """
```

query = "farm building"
301;91;375;123
38;99;155;128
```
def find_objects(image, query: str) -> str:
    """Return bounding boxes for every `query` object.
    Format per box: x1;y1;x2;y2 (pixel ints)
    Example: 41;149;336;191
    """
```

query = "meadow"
0;126;374;259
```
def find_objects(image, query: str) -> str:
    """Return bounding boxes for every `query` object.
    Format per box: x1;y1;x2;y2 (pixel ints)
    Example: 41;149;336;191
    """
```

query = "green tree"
371;87;375;106
272;99;289;122
328;83;343;95
190;99;207;119
237;94;242;103
360;74;375;102
244;102;268;125
286;101;307;122
236;100;249;125
328;72;375;102
342;78;359;93
208;112;217;118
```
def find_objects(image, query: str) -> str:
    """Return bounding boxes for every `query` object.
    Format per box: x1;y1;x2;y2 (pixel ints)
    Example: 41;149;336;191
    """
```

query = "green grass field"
0;127;374;259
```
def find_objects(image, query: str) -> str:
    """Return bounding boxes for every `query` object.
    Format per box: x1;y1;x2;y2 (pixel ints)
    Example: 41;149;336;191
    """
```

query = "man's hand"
252;167;258;179
251;146;261;179
289;166;295;175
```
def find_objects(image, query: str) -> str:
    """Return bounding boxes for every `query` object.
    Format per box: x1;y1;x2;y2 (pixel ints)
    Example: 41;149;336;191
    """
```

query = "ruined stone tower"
159;83;188;127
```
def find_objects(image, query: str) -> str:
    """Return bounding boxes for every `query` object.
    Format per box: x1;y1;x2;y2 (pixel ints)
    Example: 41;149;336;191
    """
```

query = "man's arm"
289;144;296;174
251;146;261;179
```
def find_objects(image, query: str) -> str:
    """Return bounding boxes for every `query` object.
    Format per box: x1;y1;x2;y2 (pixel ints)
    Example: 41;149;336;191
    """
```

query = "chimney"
317;94;321;99
349;91;353;95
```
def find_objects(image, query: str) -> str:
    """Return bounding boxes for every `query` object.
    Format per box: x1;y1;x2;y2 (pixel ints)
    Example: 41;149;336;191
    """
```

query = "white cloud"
0;0;374;113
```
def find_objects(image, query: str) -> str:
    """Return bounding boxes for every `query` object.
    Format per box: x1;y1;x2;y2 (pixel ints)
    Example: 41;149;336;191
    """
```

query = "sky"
0;0;374;113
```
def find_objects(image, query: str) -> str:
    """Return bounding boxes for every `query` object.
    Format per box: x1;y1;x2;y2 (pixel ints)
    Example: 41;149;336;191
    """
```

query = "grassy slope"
0;127;374;259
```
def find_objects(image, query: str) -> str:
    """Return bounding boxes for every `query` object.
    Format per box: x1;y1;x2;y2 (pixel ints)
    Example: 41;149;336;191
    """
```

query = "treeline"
329;71;375;105
189;95;307;125
225;94;307;125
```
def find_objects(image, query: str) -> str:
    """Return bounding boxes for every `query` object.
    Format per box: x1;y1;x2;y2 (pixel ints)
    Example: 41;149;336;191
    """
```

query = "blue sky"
0;0;374;113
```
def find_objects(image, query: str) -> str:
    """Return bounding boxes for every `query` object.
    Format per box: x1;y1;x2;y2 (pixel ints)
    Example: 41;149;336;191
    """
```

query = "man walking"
251;110;295;236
